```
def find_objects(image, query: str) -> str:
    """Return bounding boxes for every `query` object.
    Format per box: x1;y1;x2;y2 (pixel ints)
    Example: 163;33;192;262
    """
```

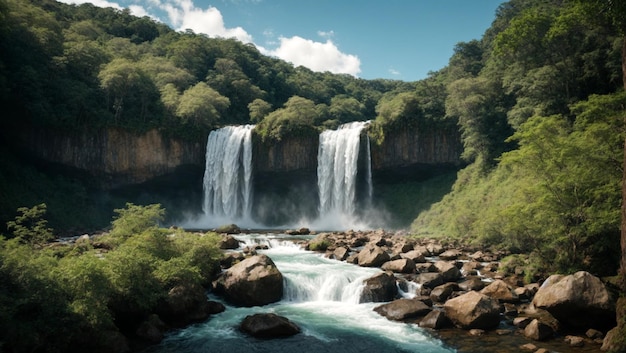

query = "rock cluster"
304;229;618;350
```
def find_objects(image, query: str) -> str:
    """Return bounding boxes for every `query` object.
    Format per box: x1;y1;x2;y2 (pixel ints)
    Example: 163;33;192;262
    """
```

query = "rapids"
142;234;455;353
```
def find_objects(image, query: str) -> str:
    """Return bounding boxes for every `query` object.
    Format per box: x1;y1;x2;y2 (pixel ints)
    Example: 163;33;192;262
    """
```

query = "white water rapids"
144;234;455;353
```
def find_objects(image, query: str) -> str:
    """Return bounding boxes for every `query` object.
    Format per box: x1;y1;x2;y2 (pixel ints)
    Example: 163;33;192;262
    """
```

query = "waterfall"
202;125;254;220
317;121;372;218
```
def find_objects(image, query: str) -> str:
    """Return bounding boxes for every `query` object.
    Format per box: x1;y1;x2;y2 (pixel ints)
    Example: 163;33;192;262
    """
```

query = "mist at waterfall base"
182;122;393;231
142;234;455;353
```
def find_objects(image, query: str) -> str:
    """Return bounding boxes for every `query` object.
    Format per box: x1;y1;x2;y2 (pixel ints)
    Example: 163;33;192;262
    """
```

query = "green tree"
6;203;54;246
248;98;272;123
176;82;230;129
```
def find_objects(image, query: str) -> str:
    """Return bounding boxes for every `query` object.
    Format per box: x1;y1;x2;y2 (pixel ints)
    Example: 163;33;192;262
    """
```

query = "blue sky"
58;0;504;81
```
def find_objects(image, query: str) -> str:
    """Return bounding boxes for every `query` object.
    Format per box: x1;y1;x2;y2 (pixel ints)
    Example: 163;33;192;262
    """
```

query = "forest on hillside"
0;0;625;274
1;0;626;351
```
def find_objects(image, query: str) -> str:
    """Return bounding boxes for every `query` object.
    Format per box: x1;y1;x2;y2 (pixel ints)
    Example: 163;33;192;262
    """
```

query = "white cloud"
160;0;253;43
128;4;150;17
388;68;400;76
56;0;122;9
317;30;334;39
267;36;361;76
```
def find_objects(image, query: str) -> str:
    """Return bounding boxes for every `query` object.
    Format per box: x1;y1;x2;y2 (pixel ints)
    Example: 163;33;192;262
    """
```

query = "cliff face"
16;125;462;189
18;128;205;188
252;134;318;173
370;126;463;171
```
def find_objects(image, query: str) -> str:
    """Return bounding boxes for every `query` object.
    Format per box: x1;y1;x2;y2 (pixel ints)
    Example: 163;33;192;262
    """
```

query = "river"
142;233;456;353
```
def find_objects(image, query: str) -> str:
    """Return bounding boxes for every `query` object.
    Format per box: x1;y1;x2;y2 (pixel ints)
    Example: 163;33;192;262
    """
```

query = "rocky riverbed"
213;228;619;353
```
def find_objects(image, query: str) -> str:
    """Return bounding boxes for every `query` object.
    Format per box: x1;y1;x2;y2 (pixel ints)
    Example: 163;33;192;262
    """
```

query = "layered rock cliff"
15;124;462;189
18;127;205;188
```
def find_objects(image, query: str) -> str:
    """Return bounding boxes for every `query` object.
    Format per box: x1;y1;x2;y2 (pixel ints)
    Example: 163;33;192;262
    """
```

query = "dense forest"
1;0;626;351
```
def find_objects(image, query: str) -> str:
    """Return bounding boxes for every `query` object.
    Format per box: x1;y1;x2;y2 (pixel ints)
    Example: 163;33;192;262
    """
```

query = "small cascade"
317;121;372;218
202;125;254;220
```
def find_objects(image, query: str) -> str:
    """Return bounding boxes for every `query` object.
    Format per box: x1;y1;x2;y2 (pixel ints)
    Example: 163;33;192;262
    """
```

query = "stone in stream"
240;313;300;338
523;319;554;341
357;244;390;267
419;310;451;329
212;254;283;307
381;258;416;273
359;272;398;303
480;279;519;303
373;298;431;321
443;291;501;330
531;271;615;330
434;261;462;282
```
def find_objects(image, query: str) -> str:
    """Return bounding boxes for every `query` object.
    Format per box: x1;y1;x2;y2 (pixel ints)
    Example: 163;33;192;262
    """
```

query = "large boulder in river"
374;298;431;321
480;279;519;303
240;313;300;338
212;254;283;307
443;291;501;329
219;235;241;249
532;271;615;329
357;244;390;267
156;284;225;326
381;258;415;273
434;261;462;282
359;272;398;303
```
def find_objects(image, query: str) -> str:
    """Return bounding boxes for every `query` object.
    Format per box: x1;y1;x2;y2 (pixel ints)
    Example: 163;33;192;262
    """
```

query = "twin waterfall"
202;122;372;227
202;125;254;221
317;121;372;217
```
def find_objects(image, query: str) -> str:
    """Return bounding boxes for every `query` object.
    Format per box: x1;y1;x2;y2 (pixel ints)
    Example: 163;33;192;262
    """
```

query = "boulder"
215;224;241;234
415;272;444;289
439;249;462;260
434;261;462;282
381;258;416;274
430;283;458;303
332;246;350;261
359;272;398;303
532;271;615;329
443;291;501;330
426;243;444;256
240;313;300;338
480;279;519;303
400;250;426;263
373;298;431;321
212;254;283;307
219;235;241;249
458;277;485;291
524;319;554;341
419;310;451;329
357;244;390;267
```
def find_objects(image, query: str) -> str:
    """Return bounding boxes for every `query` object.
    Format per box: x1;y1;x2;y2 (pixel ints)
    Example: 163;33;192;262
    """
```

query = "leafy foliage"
0;203;222;352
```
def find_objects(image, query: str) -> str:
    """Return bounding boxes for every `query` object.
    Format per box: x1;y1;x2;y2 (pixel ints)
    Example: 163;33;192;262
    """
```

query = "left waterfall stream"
142;233;456;353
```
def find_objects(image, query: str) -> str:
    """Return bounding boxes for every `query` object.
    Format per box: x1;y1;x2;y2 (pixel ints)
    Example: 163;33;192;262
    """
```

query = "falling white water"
317;121;372;219
202;125;254;221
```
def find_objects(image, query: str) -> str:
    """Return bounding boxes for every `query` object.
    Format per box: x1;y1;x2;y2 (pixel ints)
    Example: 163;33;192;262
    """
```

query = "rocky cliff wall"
16;125;462;189
18;128;205;188
370;126;463;171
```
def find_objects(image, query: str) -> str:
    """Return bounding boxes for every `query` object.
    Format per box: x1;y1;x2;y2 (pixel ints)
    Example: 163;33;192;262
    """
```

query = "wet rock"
401;250;426;263
212;254;283;307
601;327;620;351
381;258;416;274
520;343;537;351
458;277;485;291
373;298;431;321
416;272;444;289
585;328;603;339
434;261;462;282
359;272;398;303
215;224;241;234
480;279;519;303
240;313;300;338
332;246;350;261
430;283;458;303
219;235;241;249
461;261;482;275
468;329;485;336
220;252;245;269
439;249;462;260
443;291;501;330
426;243;444;256
564;335;585;347
513;317;532;329
532;271;615;329
357;244;390;267
415;262;437;273
419;310;451;329
524;319;554;341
